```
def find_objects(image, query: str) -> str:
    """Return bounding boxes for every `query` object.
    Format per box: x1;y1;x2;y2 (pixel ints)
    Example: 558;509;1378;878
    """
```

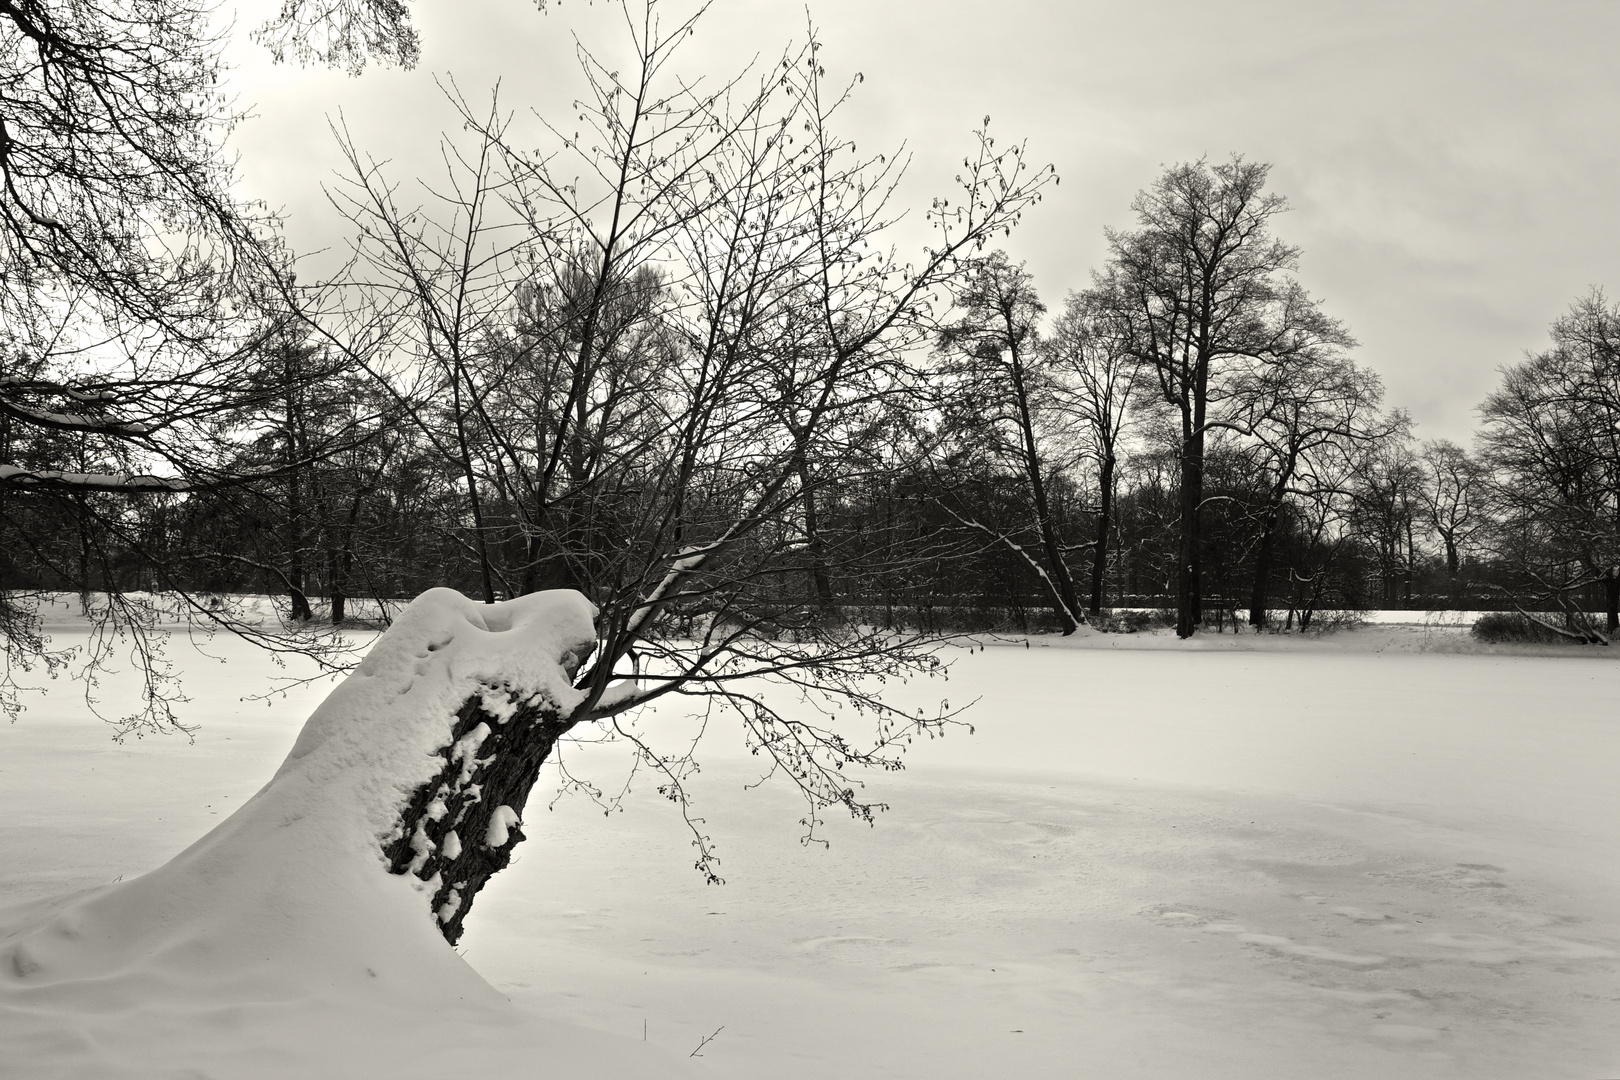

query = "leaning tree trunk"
383;685;573;945
0;587;603;1062
1009;357;1081;635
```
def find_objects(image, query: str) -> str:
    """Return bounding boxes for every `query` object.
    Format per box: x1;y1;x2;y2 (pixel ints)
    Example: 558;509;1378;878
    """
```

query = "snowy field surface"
1;606;1617;1079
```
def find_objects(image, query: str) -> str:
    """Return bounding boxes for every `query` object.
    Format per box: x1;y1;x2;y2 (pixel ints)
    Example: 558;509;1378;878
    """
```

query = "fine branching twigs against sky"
0;0;378;731
295;0;1054;876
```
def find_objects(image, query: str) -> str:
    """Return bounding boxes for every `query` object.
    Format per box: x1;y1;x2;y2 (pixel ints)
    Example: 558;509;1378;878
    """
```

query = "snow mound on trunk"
0;588;700;1079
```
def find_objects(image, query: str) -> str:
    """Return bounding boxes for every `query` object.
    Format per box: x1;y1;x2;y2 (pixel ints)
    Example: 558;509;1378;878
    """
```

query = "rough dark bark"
1442;534;1460;577
382;685;571;945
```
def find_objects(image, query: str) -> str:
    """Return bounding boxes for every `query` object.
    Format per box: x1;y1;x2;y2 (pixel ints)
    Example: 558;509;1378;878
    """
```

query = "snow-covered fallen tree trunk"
306;587;600;942
378;601;597;943
0;588;639;1078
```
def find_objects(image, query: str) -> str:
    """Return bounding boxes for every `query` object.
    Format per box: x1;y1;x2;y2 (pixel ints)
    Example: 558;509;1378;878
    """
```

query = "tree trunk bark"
282;349;314;622
1249;464;1293;629
1088;454;1115;617
1008;348;1080;634
1176;432;1204;639
1248;505;1280;629
1402;516;1416;607
382;686;572;945
286;465;313;621
794;447;834;612
1606;569;1619;634
1176;344;1212;640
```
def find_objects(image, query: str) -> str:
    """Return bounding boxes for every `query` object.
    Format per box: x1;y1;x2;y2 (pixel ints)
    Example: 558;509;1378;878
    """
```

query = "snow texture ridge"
0;588;701;1079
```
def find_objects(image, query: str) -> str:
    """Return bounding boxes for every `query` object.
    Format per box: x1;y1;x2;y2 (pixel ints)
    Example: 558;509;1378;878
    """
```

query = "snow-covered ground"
2;608;1617;1078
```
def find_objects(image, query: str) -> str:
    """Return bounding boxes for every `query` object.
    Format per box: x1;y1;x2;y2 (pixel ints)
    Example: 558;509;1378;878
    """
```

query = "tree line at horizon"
7;151;1613;643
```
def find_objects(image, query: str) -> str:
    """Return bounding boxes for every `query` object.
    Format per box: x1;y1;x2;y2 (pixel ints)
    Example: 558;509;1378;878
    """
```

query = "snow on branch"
0;464;194;492
936;501;1084;629
0;396;158;437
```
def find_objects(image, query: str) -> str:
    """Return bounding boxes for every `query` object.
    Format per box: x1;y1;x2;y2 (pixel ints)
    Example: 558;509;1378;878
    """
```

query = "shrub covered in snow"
1295;608;1366;634
1093;609;1177;634
1470;611;1582;644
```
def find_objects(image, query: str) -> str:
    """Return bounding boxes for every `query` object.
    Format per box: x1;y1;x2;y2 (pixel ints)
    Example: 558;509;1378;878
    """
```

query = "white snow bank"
0;588;704;1079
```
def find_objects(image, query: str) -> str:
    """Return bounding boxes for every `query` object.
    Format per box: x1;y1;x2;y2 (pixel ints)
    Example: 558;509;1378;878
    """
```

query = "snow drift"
0;588;701;1079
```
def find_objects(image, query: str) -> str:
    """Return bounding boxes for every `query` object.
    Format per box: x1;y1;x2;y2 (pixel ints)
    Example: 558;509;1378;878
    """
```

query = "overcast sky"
224;0;1620;446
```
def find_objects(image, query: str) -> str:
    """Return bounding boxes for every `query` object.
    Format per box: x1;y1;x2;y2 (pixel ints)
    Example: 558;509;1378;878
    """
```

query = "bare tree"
1478;288;1620;637
1416;439;1485;579
1277;443;1362;630
0;0;280;507
931;252;1082;633
299;0;1054;938
1093;157;1352;638
1230;352;1394;627
1046;289;1146;616
1351;437;1423;609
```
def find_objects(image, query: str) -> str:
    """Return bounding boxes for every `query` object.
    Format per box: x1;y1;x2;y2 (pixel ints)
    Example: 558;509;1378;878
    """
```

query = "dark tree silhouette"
1093;157;1351;637
1479;289;1620;638
933;252;1082;633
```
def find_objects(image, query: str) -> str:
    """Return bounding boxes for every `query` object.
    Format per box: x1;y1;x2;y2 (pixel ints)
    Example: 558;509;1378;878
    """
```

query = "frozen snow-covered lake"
2;620;1617;1078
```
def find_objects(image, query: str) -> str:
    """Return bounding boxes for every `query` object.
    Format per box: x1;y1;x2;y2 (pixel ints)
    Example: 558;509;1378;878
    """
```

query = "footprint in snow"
1331;905;1410;928
1369;1023;1443;1043
1138;904;1233;927
1142;907;1387;966
1423;930;1616;963
800;936;890;953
